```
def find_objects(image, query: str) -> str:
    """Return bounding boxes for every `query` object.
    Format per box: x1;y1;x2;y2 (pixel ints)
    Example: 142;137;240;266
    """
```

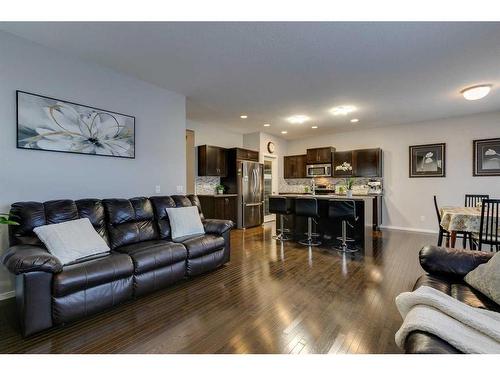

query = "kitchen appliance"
306;163;332;177
237;160;264;228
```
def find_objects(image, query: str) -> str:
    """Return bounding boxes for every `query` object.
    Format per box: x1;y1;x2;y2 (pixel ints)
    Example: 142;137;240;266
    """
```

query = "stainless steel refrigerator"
237;160;264;228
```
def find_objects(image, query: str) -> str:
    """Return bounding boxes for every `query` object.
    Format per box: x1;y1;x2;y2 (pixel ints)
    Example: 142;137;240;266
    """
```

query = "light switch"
155;185;161;194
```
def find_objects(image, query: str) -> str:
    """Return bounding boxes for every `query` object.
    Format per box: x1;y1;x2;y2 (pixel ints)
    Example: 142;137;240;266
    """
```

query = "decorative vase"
346;190;353;198
217;189;224;195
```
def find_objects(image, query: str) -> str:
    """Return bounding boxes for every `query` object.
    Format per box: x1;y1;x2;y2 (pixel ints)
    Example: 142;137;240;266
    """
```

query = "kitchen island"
271;194;374;250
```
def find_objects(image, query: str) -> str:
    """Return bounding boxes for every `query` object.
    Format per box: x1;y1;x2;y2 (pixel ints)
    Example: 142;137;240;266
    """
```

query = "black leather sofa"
2;195;233;337
405;245;499;354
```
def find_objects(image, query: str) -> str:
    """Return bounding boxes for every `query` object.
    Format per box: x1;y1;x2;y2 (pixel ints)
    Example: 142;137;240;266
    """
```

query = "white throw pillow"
165;206;205;240
34;218;110;265
464;252;500;305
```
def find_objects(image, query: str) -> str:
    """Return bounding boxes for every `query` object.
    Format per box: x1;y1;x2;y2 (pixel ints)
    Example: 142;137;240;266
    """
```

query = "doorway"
263;155;278;222
186;129;195;194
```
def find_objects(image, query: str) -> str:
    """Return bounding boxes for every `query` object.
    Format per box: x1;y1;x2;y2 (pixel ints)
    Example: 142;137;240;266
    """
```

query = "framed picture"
473;138;500;176
17;90;135;159
409;143;446;178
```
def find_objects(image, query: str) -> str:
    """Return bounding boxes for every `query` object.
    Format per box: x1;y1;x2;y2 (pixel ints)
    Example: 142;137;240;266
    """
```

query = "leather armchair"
405;245;499;354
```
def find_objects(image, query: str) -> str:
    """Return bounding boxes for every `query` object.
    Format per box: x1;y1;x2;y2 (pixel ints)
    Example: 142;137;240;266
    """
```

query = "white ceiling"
2;22;500;139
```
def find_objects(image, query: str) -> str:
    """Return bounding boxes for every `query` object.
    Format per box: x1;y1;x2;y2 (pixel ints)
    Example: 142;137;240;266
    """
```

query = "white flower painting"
409;143;445;177
17;91;135;158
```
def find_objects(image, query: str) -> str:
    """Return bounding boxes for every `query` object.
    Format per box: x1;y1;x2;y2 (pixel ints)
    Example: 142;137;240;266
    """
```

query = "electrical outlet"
155;185;161;194
176;185;184;193
420;215;426;222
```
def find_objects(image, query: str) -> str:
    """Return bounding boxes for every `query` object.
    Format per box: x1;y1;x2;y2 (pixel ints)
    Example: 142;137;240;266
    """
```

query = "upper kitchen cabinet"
306;147;335;164
333;150;353;176
234;148;259;162
198;145;227;176
353;148;383;177
284;154;307;179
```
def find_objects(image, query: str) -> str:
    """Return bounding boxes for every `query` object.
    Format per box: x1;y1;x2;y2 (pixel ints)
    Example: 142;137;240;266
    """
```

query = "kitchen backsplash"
279;177;383;193
195;176;220;195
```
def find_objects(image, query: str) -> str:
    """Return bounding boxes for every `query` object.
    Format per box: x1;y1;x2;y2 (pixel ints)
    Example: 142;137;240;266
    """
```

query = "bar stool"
269;196;293;241
295;197;321;246
329;199;359;253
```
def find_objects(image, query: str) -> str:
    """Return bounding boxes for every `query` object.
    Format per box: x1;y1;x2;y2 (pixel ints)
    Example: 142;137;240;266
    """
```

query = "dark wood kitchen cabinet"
198;195;237;223
306;147;334;164
353;148;382;177
198;145;227;177
234;148;259;162
333;151;353;177
284;154;307;179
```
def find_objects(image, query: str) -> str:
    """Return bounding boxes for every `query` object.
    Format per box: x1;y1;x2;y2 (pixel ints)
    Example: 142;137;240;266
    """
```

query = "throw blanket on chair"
395;286;500;354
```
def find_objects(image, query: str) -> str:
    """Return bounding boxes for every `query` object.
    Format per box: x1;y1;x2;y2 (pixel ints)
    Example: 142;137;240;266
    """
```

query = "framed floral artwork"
473;138;500;176
409;143;446;178
16;90;135;158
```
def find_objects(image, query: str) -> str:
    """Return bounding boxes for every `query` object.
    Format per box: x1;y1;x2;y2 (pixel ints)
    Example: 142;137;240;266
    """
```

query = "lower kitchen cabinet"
198;195;238;224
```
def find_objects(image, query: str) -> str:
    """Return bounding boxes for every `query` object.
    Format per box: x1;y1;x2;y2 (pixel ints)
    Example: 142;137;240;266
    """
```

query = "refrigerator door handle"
245;202;262;207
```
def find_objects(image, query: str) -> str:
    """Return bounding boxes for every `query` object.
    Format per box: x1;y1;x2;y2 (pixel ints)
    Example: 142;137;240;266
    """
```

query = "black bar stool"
295;197;321;246
269;197;293;241
329;199;359;253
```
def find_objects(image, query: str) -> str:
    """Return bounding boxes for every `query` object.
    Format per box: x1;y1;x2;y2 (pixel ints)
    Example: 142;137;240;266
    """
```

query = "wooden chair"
434;195;468;248
472;199;500;252
465;194;489;207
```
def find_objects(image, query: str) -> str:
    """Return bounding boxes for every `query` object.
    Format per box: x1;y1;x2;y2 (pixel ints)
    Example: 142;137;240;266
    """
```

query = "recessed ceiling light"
263;123;271;127
287;115;310;124
311;126;318;129
330;105;357;116
281;131;288;134
460;84;492;101
350;118;359;123
240;115;248;119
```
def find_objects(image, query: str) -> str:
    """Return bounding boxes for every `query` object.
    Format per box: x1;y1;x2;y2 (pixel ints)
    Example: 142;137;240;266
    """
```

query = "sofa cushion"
103;198;158;248
464;252;500;306
149;196;176;239
53;253;133;297
180;234;225;259
116;240;187;274
166;206;205;240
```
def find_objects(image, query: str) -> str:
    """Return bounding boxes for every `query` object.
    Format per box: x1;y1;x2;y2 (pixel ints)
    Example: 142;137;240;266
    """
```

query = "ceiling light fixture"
330;105;357;116
350;118;359;123
281;131;288;134
240;115;248;119
263;123;271;127
460;84;492;101
311;126;318;129
286;115;310;124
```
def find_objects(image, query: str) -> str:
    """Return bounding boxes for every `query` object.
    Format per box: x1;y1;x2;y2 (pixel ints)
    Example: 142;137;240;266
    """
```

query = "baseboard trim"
380;225;438;234
0;290;15;301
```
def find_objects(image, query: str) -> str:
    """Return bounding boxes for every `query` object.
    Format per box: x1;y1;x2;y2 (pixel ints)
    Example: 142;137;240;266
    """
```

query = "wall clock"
267;141;276;154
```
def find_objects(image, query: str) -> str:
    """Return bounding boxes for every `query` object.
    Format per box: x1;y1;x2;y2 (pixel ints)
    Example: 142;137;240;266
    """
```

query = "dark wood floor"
0;223;435;354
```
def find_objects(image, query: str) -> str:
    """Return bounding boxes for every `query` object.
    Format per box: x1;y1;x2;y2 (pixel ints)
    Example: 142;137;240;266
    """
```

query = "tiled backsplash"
195;176;220;195
279;177;382;193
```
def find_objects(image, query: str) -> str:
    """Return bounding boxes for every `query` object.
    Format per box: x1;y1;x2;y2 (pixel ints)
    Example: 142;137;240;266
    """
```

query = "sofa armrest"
2;245;63;275
419;245;493;279
203;219;234;236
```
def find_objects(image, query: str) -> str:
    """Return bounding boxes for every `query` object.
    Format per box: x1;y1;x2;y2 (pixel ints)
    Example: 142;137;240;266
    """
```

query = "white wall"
0;31;186;298
287;112;500;232
187;120;243;148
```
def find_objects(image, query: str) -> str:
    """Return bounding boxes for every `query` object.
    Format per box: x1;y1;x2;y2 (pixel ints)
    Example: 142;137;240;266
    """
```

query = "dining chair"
472;199;500;252
465;194;490;207
434;195;468;248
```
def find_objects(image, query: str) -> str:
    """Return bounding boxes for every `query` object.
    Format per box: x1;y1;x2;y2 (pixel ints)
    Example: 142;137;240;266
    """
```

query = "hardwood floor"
0;224;435;354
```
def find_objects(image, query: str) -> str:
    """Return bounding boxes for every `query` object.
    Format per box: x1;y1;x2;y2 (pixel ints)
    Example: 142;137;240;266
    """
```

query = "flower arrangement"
335;162;353;172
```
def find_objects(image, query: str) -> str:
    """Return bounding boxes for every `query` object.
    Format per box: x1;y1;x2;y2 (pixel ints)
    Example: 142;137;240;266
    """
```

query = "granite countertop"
197;194;238;197
274;194;376;200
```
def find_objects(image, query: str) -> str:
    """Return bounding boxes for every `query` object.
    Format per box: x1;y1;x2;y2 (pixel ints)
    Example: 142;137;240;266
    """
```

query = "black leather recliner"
405;245;499;354
2;195;233;337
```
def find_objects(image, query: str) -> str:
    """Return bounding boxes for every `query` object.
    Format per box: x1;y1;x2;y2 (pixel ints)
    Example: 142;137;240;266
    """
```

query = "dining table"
440;206;483;248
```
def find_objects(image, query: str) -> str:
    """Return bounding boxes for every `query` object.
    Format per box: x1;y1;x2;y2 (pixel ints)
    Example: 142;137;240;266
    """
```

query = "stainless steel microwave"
306;164;331;177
